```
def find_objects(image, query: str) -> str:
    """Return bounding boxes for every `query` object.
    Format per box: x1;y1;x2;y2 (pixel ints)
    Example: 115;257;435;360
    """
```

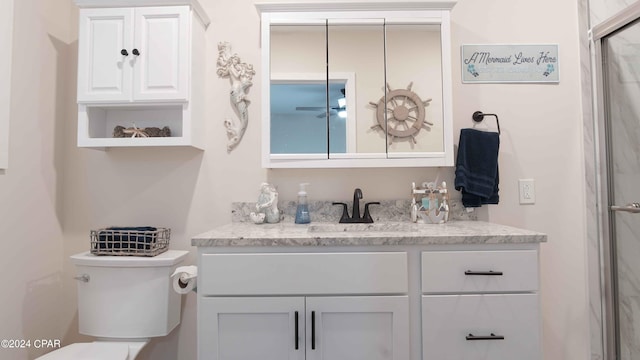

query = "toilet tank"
71;250;188;338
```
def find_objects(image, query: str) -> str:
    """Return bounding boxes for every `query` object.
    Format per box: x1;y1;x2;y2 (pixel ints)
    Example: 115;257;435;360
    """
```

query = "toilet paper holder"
172;266;198;294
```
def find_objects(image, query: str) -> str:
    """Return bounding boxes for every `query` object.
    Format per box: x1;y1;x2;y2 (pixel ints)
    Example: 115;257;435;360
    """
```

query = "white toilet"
38;250;188;359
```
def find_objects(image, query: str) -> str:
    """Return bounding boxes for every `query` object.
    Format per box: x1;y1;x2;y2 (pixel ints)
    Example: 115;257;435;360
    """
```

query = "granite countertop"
191;220;547;247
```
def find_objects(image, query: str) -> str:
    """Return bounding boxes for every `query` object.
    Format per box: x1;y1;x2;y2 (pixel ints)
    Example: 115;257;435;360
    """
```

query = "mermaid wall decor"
216;42;255;152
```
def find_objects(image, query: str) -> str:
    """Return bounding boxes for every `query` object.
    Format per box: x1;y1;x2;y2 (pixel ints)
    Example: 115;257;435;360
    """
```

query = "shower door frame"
591;3;640;359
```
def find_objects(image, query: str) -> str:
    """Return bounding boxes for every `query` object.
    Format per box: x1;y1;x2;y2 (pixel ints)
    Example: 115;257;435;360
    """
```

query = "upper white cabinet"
257;2;456;168
74;0;209;149
77;6;189;103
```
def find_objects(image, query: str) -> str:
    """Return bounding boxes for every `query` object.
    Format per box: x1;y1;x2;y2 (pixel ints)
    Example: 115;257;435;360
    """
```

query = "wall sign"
462;44;559;83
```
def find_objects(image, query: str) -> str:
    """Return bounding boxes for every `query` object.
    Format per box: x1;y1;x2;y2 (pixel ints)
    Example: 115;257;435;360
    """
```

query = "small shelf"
77;104;204;149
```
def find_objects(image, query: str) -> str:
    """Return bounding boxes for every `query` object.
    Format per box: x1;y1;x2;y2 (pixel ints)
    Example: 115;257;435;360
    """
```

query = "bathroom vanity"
192;220;546;360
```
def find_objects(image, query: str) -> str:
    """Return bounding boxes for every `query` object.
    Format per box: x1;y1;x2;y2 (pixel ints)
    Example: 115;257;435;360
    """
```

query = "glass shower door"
602;18;640;360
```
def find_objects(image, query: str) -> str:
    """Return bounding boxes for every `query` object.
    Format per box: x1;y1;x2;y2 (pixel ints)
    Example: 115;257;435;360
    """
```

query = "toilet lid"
38;342;129;360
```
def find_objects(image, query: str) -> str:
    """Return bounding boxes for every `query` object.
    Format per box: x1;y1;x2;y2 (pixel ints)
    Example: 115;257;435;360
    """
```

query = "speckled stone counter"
192;220;546;247
192;200;546;247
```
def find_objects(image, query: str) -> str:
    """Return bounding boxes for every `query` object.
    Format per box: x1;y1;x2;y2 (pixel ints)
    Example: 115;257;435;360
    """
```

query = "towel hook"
472;111;501;135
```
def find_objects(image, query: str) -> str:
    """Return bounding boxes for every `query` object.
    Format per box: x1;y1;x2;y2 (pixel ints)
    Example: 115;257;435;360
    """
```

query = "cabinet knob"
120;49;128;56
132;48;140;56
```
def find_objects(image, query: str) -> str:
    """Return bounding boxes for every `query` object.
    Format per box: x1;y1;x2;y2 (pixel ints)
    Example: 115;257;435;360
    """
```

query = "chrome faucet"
332;188;380;223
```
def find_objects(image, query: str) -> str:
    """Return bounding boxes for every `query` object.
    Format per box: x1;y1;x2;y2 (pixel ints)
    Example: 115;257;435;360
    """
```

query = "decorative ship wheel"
370;82;432;144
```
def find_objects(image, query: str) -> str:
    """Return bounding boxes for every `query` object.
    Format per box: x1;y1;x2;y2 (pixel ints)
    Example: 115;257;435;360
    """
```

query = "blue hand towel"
454;128;500;207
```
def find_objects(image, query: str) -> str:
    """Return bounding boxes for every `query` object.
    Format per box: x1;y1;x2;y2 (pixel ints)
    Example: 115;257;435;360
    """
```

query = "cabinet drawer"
421;250;538;293
200;252;408;296
422;294;541;360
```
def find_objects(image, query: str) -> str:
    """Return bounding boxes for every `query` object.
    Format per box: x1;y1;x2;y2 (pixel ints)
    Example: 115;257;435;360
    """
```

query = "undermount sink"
307;222;419;233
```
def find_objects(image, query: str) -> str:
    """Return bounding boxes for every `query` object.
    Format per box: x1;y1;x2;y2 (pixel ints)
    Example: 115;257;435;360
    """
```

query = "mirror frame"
257;2;457;168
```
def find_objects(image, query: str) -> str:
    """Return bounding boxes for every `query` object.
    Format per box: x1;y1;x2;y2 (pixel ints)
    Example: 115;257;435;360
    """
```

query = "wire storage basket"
90;227;170;257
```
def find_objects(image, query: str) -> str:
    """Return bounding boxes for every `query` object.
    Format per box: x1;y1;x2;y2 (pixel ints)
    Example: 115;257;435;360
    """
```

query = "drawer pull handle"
464;270;503;276
294;311;299;350
311;311;316;350
466;333;505;341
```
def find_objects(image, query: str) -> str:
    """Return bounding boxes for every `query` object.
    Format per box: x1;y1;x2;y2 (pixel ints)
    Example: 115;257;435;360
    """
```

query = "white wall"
0;0;589;359
0;0;13;169
451;1;588;358
0;0;74;358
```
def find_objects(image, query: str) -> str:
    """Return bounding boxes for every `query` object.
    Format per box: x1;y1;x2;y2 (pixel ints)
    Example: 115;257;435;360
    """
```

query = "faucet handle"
362;202;380;223
332;202;350;223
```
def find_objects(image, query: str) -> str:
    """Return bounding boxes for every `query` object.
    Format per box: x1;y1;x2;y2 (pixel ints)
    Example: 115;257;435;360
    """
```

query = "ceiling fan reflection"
295;106;341;118
295;89;347;118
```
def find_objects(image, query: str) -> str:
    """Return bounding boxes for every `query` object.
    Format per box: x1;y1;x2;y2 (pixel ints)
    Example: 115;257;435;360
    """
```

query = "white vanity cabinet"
193;222;546;360
421;249;541;360
197;252;410;360
74;0;209;149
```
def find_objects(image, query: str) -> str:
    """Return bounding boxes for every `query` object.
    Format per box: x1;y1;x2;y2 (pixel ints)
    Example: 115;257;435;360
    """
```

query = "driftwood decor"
370;82;432;145
113;125;171;138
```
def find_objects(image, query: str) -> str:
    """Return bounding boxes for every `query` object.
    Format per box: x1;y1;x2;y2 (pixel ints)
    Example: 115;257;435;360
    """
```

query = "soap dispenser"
295;183;311;224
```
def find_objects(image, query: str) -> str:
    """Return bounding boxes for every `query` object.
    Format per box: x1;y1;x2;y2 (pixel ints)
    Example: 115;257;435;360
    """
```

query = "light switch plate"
519;179;535;204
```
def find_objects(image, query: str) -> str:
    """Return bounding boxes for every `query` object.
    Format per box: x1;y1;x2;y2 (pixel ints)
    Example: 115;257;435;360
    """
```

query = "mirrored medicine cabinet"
256;2;456;168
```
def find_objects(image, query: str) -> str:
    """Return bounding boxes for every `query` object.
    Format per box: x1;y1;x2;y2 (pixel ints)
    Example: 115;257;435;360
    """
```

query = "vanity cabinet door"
306;296;409;360
199;297;305;360
422;294;541;360
199;296;409;360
